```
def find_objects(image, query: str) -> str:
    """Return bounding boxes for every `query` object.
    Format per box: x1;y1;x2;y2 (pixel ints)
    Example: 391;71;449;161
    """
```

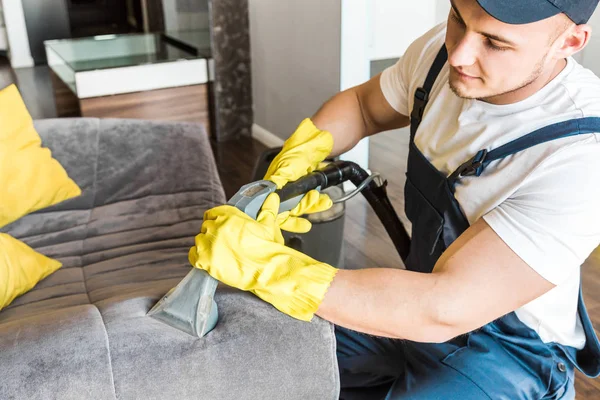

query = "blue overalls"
336;45;600;400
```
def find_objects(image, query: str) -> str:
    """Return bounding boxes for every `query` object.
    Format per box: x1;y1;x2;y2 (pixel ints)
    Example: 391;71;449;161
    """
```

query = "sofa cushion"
0;118;339;399
0;305;116;400
96;286;338;400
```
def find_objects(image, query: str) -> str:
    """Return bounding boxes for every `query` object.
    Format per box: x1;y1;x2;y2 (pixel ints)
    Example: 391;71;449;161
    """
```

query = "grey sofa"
0;118;339;400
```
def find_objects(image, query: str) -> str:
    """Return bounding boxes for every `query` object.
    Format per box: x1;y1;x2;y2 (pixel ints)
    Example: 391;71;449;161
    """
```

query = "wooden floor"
2;57;599;397
0;58;58;120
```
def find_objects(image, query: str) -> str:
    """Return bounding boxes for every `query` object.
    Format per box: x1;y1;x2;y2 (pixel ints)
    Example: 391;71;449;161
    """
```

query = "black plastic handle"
275;161;351;202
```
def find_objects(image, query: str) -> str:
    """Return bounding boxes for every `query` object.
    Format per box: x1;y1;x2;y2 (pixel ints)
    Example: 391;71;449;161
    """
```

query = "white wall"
162;0;210;32
0;3;7;51
249;0;342;141
249;0;373;168
435;0;451;25
369;0;450;61
1;0;33;67
370;0;435;61
577;7;600;76
339;0;370;168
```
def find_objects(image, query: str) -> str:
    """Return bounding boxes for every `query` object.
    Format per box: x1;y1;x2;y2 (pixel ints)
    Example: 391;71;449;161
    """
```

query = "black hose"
276;161;411;263
339;161;411;263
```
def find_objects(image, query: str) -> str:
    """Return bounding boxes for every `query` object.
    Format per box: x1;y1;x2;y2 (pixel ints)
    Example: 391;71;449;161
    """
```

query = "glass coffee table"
44;32;212;133
161;30;212;57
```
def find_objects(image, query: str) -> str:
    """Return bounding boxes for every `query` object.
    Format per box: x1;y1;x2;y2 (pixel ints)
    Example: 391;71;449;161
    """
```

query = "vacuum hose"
276;161;411;262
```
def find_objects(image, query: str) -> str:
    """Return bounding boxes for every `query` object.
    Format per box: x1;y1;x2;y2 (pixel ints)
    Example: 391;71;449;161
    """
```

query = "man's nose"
448;34;478;67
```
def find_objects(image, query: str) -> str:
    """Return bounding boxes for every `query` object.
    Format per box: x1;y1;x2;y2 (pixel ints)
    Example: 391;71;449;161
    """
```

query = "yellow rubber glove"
277;189;333;233
263;118;334;189
189;193;338;321
264;118;334;232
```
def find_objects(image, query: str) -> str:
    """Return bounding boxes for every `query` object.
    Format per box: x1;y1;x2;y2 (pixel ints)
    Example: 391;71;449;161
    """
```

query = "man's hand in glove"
276;189;333;233
263;118;334;233
264;118;334;189
188;192;338;322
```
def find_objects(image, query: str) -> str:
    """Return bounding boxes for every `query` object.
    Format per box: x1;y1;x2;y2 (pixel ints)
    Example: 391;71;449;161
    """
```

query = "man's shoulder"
559;59;600;116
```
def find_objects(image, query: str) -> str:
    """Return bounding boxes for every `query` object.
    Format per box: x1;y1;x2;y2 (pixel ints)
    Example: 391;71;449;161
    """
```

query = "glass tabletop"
162;30;212;58
44;33;203;73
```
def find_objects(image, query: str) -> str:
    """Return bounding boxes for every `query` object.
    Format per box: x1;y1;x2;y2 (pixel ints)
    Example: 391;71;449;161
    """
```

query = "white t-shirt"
381;22;600;349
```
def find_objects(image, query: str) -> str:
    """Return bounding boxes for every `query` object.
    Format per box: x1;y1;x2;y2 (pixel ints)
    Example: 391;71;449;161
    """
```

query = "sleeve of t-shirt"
380;23;447;116
482;137;600;285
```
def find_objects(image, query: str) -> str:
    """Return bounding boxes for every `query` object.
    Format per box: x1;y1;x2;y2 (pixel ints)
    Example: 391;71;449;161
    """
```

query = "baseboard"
252;123;284;148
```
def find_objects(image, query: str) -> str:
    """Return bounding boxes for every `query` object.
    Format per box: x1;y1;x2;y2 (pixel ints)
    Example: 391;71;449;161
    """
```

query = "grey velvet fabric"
0;306;116;400
0;118;339;399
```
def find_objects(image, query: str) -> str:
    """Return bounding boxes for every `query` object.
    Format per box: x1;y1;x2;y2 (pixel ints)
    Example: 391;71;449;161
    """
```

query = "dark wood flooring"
0;58;57;120
2;56;599;397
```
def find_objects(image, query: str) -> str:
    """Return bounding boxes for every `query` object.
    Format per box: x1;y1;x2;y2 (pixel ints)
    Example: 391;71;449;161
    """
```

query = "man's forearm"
315;219;556;343
316;268;457;343
311;89;368;157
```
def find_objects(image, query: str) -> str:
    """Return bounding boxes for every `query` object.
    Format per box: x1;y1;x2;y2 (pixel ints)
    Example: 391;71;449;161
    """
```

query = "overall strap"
410;45;448;141
448;117;600;189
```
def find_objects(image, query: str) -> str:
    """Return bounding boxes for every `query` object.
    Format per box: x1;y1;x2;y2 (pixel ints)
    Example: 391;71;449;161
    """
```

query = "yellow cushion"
0;233;61;310
0;84;81;228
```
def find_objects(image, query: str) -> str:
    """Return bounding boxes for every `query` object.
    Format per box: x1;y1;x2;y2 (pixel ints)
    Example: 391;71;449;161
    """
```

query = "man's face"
445;0;568;103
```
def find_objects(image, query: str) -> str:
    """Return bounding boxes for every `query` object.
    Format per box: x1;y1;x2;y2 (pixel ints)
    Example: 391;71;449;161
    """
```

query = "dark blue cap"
476;0;599;25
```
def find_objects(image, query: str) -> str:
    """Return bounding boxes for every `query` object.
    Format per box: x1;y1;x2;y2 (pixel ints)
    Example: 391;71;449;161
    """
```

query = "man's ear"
556;24;592;59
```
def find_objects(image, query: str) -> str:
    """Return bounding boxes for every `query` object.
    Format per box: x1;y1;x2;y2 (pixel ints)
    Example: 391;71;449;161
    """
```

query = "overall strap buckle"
409;45;447;140
448;149;488;192
458;149;488;178
410;87;429;122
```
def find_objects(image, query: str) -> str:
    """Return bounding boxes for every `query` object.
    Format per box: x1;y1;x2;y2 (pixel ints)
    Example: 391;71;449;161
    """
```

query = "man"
190;0;600;398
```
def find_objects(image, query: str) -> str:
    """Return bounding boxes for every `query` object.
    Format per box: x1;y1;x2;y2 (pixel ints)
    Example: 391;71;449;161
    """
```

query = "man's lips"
453;67;479;80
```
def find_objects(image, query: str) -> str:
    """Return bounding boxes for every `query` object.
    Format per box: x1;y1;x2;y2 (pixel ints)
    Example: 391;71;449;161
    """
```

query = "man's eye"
450;12;465;26
485;39;510;52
